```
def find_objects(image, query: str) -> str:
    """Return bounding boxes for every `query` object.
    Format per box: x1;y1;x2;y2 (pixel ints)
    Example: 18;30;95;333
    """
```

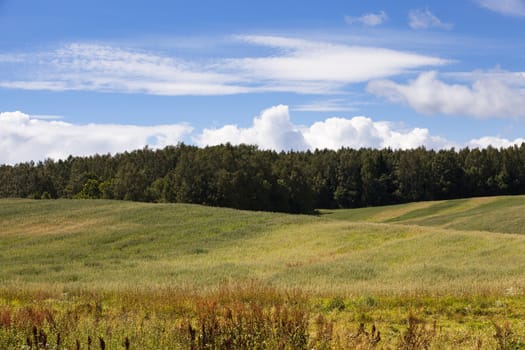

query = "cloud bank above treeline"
1;106;524;165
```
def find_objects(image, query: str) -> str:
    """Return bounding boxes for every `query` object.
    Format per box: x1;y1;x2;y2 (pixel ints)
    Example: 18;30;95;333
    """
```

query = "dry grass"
1;284;525;349
0;218;114;237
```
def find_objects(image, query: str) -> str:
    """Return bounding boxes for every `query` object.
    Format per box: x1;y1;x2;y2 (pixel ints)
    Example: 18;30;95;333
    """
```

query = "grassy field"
320;195;525;234
2;197;525;348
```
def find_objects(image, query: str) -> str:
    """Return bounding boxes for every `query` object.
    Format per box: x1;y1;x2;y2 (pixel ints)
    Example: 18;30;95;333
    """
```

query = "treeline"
1;143;525;214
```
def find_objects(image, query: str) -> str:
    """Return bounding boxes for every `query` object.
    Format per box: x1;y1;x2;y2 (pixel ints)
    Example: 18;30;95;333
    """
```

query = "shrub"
397;315;436;350
493;321;525;350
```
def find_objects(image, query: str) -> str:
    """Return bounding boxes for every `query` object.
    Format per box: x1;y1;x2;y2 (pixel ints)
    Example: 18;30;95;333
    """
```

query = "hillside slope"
321;195;525;234
2;197;525;294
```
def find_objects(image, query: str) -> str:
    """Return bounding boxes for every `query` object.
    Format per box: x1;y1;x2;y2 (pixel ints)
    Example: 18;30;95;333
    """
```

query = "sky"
2;0;525;164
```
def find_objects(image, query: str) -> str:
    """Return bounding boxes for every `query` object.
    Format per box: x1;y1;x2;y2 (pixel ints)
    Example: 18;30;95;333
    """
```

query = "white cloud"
303;117;453;150
194;105;454;151
477;0;525;16
448;69;525;84
0;111;192;164
345;11;388;26
292;99;359;112
0;37;447;96
409;9;453;30
367;70;525;118
0;43;248;96
0;54;25;63
467;136;525;148
28;114;64;120
195;105;307;151
231;35;448;87
3;107;522;165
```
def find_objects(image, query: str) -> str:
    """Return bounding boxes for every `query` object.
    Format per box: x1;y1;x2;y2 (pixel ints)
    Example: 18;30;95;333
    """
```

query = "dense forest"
1;143;525;214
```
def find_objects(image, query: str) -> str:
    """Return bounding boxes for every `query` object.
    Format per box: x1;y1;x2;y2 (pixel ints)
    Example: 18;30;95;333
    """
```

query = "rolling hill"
2;196;525;295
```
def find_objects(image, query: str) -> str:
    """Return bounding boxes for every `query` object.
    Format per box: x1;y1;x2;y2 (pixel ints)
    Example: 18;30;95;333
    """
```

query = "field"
2;197;525;348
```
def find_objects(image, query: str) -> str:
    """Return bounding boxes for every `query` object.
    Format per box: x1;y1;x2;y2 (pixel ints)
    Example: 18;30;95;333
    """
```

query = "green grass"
0;199;311;288
3;196;525;348
321;195;525;234
2;197;525;294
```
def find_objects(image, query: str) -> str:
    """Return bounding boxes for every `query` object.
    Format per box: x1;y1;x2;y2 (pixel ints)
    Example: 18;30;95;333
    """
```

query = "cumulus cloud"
467;136;525;148
0;111;192;164
303;117;453;150
195;105;307;151
3;107;522;165
345;11;388;26
409;9;453;30
0;37;447;96
194;105;454;151
367;71;525;118
477;0;525;16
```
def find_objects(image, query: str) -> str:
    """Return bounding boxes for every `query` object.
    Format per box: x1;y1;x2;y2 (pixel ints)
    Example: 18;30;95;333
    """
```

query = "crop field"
2;197;525;348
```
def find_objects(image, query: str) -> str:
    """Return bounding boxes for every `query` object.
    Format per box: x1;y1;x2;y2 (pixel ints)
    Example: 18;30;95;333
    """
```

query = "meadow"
2;197;525;348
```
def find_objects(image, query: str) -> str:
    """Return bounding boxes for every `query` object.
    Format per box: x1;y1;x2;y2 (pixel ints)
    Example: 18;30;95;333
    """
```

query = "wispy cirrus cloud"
345;11;388;27
0;36;448;96
367;70;525;118
231;35;448;87
292;99;361;112
476;0;525;16
409;9;453;30
0;43;248;95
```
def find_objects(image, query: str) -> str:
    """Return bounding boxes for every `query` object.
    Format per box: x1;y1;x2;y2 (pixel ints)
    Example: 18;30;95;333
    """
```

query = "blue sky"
2;0;525;164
